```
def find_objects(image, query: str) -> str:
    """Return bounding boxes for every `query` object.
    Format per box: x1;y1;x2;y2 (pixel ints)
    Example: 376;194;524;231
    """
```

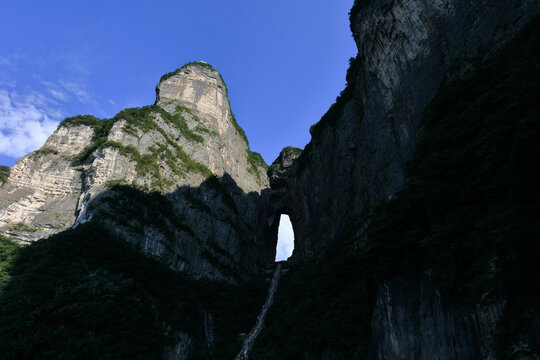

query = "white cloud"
0;50;95;159
0;90;61;158
60;80;90;103
276;214;295;261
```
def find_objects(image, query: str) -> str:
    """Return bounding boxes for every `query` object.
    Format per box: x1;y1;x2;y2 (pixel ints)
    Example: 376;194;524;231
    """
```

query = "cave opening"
275;214;294;262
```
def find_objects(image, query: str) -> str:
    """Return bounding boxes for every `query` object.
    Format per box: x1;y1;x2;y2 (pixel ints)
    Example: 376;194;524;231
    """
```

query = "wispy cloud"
60;80;90;103
0;90;62;158
0;49;96;159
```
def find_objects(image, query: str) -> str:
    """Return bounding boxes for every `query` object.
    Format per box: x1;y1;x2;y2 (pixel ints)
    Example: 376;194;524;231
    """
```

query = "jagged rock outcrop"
258;147;302;263
0;62;269;280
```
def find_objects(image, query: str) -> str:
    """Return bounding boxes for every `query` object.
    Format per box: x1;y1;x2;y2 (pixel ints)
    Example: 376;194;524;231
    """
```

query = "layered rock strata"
0;62;269;280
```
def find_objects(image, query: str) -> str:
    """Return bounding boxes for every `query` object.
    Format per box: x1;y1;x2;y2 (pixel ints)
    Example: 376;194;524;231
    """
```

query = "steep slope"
262;0;539;260
0;62;269;280
254;2;540;360
0;224;267;360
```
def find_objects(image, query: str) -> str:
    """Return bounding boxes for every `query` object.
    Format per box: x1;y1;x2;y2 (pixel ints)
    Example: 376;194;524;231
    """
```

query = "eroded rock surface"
261;0;540;358
272;0;539;260
0;62;269;280
369;276;504;360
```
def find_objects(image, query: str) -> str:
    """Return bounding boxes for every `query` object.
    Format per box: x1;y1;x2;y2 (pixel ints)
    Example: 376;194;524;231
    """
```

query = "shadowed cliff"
253;9;540;360
0;176;274;359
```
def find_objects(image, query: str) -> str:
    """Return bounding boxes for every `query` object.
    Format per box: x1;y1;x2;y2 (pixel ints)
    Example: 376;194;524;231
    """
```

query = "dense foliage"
268;146;302;175
0;165;9;184
0;234;19;289
59;114;102;128
0;223;265;360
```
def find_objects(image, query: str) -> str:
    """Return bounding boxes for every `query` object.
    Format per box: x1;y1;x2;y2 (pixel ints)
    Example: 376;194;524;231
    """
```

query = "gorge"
1;1;539;359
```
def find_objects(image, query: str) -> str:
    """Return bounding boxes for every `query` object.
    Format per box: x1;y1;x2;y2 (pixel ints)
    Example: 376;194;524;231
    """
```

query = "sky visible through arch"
276;214;295;262
0;0;356;167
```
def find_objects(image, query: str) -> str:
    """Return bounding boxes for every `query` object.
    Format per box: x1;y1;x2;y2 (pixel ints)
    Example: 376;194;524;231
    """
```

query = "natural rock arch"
275;214;294;261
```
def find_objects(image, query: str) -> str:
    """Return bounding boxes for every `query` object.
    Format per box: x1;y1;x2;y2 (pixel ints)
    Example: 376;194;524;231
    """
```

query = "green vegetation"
0;235;19;290
69;105;212;192
0;222;266;360
247;151;267;182
0;165;9;184
230;111;249;146
268;146;302;174
308;56;360;139
159;62;268;183
8;223;38;233
228;111;269;184
194;125;218;137
31;147;59;157
70;116;117;164
104;179;128;188
155;106;204;143
159;61;217;84
59;114;102;128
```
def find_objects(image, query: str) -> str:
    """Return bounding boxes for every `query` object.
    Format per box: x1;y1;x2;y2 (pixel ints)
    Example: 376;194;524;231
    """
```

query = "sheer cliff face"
0;63;268;281
369;277;505;360
261;1;539;359
274;0;539;260
155;64;264;192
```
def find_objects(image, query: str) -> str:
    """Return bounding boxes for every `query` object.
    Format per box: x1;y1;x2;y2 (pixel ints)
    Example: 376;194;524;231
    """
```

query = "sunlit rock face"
0;124;95;242
156;63;266;193
0;62;269;281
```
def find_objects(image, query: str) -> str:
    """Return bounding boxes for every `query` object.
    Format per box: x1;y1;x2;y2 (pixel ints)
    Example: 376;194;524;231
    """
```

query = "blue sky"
0;0;356;167
276;215;295;261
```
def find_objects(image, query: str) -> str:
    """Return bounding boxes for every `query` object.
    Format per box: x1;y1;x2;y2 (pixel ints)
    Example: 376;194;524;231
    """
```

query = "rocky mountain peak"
0;61;269;280
267;147;302;190
155;62;233;139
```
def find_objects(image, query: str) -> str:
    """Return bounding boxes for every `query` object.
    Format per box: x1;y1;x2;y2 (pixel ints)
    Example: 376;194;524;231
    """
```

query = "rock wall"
273;0;539;260
0;62;269;280
261;0;540;358
369;276;504;360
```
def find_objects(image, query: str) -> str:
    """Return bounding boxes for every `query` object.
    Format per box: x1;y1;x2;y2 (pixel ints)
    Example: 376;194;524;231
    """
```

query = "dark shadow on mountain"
73;173;281;283
0;172;275;359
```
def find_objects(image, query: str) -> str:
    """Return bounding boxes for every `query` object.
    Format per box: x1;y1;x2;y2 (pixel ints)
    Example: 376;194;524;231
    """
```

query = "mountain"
254;1;540;359
0;62;271;281
1;1;539;359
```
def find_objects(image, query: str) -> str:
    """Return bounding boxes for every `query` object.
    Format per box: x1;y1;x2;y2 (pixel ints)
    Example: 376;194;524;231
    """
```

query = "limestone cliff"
258;1;540;359
0;62;269;281
269;0;538;260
